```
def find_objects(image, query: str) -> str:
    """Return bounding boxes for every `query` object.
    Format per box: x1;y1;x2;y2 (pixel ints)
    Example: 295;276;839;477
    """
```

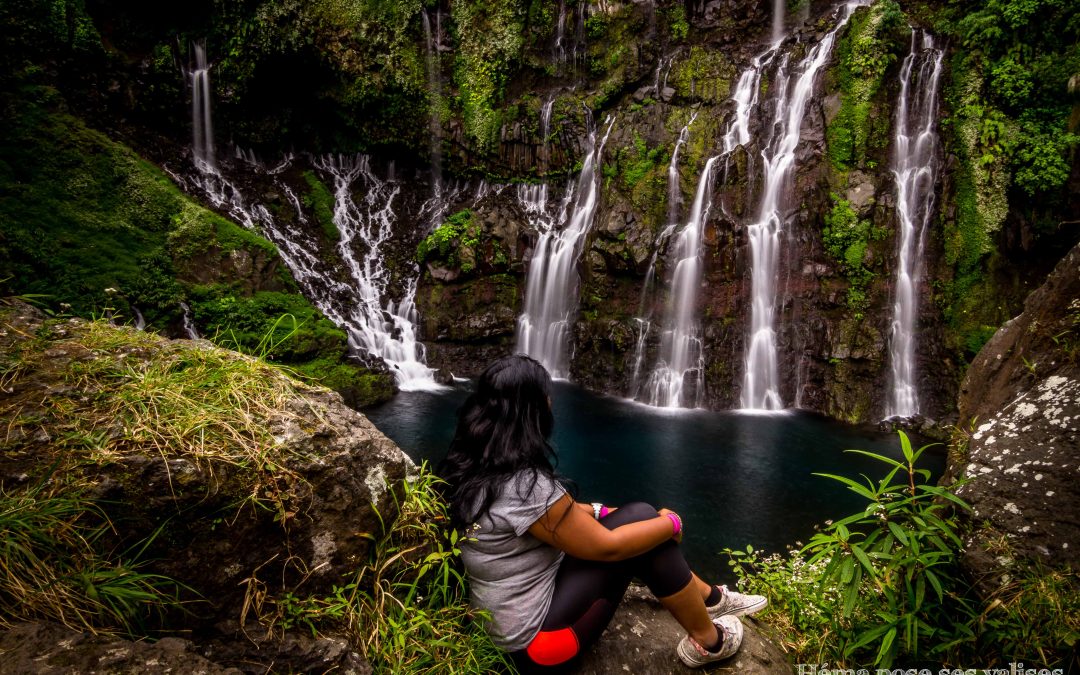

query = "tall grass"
6;318;324;516
252;467;513;674
0;480;184;635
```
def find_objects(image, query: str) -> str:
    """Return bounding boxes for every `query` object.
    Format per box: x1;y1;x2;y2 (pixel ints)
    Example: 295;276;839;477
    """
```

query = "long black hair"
439;354;561;530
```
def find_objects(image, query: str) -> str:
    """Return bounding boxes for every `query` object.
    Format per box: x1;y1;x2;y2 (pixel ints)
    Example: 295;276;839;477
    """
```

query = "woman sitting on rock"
439;355;766;671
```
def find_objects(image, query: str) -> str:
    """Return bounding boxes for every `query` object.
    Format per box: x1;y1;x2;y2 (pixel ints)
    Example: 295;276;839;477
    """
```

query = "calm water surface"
365;382;945;582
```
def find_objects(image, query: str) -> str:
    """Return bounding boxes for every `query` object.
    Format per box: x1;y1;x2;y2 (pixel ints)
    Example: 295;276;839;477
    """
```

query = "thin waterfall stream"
885;31;944;419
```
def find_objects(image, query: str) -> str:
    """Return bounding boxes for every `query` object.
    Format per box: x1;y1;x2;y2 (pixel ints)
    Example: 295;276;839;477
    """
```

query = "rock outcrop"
0;621;373;675
577;585;793;674
953;240;1080;572
0;302;414;626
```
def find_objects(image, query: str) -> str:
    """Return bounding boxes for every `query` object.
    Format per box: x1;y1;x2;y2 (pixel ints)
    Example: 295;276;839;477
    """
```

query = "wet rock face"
954;241;1080;569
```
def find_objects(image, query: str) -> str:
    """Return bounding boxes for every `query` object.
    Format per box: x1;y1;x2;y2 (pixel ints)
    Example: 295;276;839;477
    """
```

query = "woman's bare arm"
529;494;678;562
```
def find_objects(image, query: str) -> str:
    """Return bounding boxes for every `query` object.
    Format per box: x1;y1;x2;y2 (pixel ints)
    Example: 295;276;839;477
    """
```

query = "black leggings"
510;502;693;673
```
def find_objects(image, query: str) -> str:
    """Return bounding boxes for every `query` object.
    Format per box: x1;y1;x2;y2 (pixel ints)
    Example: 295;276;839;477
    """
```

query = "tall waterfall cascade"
180;44;439;389
516;116;615;378
772;0;786;44
885;31;944;418
740;2;865;411
314;156;440;390
629;114;695;399
189;42;215;170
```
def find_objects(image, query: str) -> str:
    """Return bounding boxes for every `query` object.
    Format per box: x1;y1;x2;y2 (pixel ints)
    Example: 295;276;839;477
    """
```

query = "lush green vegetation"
668;46;736;104
260;467;511;673
452;0;523;152
822;195;888;317
414;208;508;277
933;0;1080;360
0;83;390;405
727;432;1080;669
826;0;907;172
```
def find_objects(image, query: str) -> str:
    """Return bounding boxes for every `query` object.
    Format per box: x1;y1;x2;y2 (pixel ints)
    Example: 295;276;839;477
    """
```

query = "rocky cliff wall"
5;0;1076;424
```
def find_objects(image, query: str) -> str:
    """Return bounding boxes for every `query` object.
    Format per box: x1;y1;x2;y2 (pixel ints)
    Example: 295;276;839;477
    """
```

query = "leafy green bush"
823;195;881;315
416;209;478;271
727;431;1080;669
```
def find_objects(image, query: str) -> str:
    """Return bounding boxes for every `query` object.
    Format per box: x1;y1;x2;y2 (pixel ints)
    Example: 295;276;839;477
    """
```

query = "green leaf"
876;626;897;666
899;430;913;464
812;472;876;500
852;544;876;577
887;521;909;545
925;569;944;602
845;448;906;469
841;556;855;584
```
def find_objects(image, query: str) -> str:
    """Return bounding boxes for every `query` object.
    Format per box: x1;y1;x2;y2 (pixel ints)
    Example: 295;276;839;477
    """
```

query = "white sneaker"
706;584;767;618
676;615;744;668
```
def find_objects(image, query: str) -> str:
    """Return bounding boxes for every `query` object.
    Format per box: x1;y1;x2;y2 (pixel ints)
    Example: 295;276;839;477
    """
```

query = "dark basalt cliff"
2;0;1077;423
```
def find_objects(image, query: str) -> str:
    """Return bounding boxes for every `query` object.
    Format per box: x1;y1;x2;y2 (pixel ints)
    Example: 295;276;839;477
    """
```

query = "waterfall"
189;42;215;170
516;116;615;378
629;114;694;398
772;0;786;44
644;156;719;407
553;0;568;64
312;155;440;390
885;31;943;419
180;302;200;339
421;11;443;201
740;2;864;411
133;306;146;331
540;95;556;171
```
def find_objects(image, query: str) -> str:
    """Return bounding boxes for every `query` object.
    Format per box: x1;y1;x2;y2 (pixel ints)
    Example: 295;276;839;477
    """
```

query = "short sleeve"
500;471;567;536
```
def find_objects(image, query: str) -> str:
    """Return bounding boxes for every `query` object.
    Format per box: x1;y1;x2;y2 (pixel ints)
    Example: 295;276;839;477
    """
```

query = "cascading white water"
553;0;568;64
772;0;786;44
741;2;864;410
189;42;215;170
644;155;719;407
885;31;943;419
628;114;694;398
540;95;556;171
180;302;200;339
312;155;440;389
516;116;614;378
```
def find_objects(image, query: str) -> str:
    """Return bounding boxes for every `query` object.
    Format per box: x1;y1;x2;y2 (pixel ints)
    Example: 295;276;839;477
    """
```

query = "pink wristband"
599;506;610;518
666;513;682;536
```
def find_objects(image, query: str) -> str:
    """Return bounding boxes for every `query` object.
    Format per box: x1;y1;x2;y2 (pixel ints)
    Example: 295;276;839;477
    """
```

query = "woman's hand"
658;508;683;543
531;496;676;562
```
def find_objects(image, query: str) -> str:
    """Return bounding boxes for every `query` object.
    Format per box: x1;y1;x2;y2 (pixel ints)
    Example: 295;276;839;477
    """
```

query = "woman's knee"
605;501;658;524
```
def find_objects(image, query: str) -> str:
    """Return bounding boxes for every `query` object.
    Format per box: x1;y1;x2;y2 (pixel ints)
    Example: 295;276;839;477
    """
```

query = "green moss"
302;171;339;243
823;194;879;316
665;5;689;41
825;0;907;171
451;0;523;152
669;47;735;103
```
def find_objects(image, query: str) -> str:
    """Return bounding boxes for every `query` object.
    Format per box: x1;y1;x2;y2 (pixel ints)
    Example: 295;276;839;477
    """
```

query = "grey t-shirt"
460;470;567;650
